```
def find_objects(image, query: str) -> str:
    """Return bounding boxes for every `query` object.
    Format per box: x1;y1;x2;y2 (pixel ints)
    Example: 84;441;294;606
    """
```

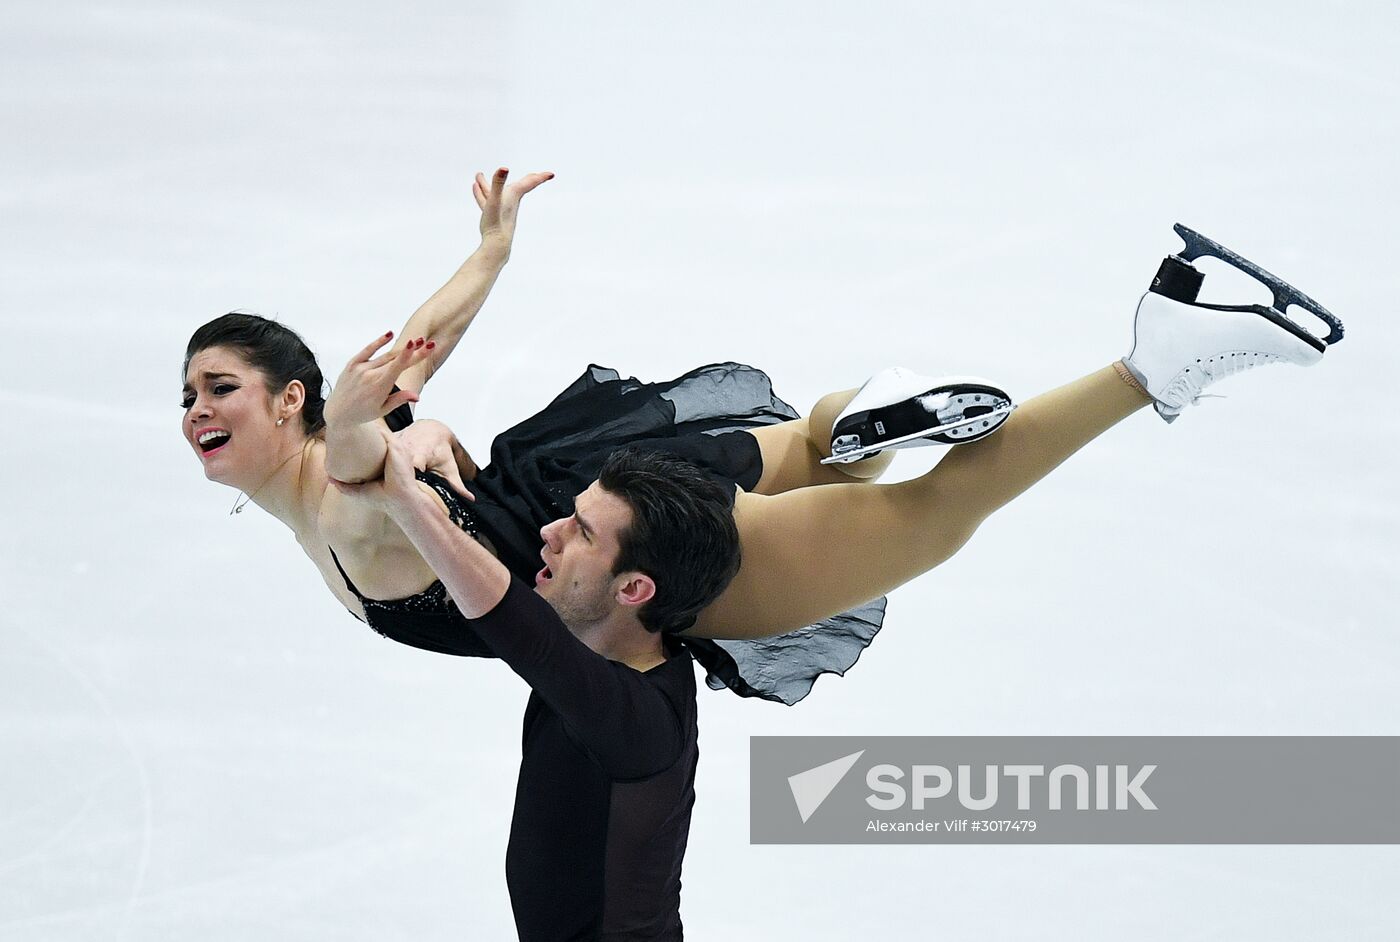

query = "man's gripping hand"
330;432;439;520
392;419;478;500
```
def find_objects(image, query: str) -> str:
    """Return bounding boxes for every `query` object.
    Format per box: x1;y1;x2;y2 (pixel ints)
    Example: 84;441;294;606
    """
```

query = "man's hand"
324;331;434;429
476;167;554;258
330;432;435;518
392;419;477;500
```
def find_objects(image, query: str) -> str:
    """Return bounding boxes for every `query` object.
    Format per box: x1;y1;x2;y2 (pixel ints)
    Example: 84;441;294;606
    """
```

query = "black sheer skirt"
441;363;886;706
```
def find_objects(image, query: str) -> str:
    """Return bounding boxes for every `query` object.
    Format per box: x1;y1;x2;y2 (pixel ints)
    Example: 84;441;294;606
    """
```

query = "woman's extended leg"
689;364;1150;638
746;388;896;494
690;230;1340;641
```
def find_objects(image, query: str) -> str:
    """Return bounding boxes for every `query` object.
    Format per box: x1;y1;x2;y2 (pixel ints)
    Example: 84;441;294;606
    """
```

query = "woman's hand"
324;331;434;429
475;167;554;257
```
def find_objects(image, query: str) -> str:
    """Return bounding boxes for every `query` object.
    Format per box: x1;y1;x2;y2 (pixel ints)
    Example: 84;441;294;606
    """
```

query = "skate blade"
821;402;1016;465
1173;223;1344;345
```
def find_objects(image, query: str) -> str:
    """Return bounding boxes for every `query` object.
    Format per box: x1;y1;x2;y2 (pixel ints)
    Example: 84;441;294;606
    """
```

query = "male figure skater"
350;439;740;941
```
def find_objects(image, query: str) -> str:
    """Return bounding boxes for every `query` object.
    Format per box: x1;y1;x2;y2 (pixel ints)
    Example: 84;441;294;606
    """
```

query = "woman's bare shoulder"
296;439;341;534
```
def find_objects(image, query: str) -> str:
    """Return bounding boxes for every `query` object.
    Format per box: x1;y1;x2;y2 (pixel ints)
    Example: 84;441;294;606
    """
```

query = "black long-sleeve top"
464;577;698;941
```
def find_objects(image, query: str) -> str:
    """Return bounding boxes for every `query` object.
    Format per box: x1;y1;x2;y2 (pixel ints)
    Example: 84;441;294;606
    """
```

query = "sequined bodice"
327;470;495;658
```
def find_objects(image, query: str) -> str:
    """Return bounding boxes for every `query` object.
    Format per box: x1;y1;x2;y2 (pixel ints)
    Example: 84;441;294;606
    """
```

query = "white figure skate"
1124;224;1345;423
822;367;1016;465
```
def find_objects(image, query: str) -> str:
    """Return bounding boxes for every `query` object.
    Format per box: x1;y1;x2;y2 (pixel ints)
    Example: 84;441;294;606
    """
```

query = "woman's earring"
277;418;285;426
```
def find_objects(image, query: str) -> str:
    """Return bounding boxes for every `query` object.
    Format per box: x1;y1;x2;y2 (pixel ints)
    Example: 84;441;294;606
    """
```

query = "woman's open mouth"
197;428;231;458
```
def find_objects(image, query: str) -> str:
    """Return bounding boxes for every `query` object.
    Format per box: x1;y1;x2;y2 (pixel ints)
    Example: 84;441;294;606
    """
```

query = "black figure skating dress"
332;362;885;705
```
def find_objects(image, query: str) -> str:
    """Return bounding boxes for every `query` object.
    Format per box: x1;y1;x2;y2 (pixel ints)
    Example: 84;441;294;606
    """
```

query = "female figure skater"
183;170;1341;702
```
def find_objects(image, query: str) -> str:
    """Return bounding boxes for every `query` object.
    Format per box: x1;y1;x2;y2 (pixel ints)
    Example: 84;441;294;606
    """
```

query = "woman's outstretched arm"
392;167;554;396
322;168;548;483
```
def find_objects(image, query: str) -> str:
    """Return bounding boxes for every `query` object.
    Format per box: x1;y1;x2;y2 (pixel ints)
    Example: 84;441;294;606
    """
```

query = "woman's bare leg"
689;364;1151;638
747;389;896;494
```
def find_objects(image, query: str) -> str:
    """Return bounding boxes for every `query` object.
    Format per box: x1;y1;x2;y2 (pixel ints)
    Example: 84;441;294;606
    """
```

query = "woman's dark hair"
596;448;742;635
184;313;327;435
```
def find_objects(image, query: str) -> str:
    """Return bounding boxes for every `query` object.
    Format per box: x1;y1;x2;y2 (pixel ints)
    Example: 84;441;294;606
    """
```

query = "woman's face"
181;346;286;487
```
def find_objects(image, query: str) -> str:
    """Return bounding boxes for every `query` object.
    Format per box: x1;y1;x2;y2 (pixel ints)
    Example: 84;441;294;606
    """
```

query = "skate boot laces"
1159;351;1286;411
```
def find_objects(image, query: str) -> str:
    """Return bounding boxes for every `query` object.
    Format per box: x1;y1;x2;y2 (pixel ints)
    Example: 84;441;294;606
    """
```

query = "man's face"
535;482;637;629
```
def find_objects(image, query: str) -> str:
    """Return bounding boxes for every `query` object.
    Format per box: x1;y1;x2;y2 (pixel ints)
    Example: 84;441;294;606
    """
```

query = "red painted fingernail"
425;341;436;349
385;330;394;338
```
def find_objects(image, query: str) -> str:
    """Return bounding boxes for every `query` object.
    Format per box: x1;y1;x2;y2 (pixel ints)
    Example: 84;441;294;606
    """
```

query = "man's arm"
386;464;512;619
362;439;683;778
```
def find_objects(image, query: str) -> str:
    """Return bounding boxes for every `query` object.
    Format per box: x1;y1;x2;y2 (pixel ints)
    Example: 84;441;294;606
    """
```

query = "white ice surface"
2;1;1398;938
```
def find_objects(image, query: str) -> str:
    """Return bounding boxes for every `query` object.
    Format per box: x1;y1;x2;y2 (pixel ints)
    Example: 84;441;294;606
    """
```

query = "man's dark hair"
596;448;742;635
184;313;328;435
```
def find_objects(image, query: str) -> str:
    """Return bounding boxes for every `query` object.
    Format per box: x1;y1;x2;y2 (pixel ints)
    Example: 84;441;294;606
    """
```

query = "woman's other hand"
324;331;433;429
475;167;554;258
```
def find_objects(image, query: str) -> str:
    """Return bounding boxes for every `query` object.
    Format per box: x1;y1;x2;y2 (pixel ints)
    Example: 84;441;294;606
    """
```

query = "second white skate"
822;367;1016;465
